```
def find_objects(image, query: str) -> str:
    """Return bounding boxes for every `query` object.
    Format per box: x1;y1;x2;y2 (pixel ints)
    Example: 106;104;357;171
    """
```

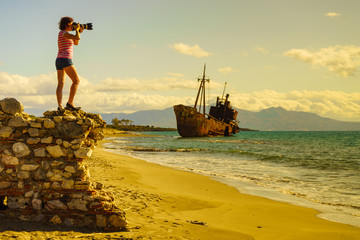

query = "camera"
72;22;93;31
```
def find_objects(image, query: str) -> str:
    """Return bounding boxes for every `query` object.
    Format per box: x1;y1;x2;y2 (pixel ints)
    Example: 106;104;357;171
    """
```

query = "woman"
56;16;83;111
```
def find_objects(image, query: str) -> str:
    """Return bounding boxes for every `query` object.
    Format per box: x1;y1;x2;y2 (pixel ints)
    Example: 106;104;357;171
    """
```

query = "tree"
111;118;120;126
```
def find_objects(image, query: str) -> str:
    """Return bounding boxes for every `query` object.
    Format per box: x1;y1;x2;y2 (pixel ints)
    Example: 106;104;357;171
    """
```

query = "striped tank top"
57;31;74;59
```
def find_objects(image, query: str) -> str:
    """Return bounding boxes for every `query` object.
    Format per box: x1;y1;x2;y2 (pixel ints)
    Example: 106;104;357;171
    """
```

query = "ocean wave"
124;146;207;153
204;139;266;145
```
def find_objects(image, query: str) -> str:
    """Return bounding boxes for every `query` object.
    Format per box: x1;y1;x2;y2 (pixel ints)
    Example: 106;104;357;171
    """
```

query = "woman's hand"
74;23;81;31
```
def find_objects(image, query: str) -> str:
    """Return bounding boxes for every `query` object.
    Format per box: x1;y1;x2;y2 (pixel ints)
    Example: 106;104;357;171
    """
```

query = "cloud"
4;87;360;121
94;74;223;92
254;46;269;54
229;90;360;121
94;77;199;92
325;12;341;17
167;72;184;77
75;92;195;113
2;72;359;121
284;45;360;77
170;43;212;57
218;67;237;75
0;72;56;95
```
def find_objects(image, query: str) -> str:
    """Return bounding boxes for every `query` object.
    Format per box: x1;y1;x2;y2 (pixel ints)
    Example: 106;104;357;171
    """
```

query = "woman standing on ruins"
55;16;83;111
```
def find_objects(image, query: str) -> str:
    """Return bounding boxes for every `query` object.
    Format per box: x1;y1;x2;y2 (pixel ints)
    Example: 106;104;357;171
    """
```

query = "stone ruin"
0;98;127;231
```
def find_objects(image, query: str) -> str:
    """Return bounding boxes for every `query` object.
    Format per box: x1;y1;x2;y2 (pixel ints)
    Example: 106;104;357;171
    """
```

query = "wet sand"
1;129;360;239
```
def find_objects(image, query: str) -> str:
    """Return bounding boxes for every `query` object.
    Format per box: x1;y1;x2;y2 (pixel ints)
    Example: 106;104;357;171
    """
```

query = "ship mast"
194;64;209;114
221;82;227;101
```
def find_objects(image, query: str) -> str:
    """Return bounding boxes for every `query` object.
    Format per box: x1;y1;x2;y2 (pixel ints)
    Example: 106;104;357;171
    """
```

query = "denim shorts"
55;58;73;70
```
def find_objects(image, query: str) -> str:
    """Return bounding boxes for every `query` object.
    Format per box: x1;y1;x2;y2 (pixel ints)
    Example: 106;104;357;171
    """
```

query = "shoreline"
103;145;360;229
102;129;360;229
96;129;360;239
213;175;360;228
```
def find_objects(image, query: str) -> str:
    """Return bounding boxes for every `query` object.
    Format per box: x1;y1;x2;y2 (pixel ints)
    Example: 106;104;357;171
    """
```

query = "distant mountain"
101;107;176;128
100;106;360;131
236;107;360;131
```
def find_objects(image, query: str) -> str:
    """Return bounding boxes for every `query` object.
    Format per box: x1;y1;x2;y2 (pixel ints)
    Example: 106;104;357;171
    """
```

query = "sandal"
65;102;81;111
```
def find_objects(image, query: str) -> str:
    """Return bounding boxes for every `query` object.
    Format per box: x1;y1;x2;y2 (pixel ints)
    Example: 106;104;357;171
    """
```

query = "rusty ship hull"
173;104;239;137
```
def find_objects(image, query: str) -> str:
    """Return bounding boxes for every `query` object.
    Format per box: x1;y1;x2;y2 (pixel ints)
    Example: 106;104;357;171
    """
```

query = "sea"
103;131;360;227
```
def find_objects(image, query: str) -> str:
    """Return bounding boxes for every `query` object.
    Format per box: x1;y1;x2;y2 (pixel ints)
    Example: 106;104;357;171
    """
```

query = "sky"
1;0;360;122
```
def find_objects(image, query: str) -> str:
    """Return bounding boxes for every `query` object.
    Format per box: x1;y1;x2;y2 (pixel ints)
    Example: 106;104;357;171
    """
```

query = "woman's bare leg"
56;70;65;108
64;65;80;107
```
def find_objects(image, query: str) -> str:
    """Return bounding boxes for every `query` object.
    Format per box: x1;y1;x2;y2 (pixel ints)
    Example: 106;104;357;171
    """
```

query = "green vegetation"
109;118;176;132
111;118;134;126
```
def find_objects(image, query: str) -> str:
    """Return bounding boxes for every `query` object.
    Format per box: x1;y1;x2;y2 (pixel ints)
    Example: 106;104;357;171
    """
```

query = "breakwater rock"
0;98;127;231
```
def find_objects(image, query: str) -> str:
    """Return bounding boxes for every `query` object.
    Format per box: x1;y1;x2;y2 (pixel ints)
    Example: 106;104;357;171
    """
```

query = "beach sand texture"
1;130;359;239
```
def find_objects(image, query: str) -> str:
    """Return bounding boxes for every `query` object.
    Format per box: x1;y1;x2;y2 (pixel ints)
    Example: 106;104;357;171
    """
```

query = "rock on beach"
0;97;127;231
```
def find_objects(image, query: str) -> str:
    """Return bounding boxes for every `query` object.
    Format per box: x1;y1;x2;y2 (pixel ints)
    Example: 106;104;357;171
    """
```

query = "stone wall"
0;98;127;230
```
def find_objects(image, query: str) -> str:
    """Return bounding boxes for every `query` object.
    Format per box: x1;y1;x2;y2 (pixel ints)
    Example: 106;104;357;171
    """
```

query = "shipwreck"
173;65;240;137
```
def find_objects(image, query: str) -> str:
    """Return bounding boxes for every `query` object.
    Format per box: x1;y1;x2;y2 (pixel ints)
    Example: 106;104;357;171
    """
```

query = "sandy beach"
1;129;360;239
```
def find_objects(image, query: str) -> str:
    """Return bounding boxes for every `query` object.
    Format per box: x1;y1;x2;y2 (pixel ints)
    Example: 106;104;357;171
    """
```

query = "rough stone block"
0;126;14;138
34;148;46;157
64;165;76;173
46;200;68;210
24;190;34;198
108;214;127;228
12;142;31;157
96;214;107;227
62;172;72;178
85;118;94;126
0;98;24;115
27;138;41;144
46;145;65;158
63;115;77;121
49;174;63;182
18;170;30;179
0;181;11;188
20;164;39;171
74;147;92;158
52;182;61;189
28;128;40;137
61;179;74;189
53;116;62;122
33;168;46;180
55;122;84;139
43;182;51;189
41;136;53;144
1;154;19;165
49;215;62;225
8;116;28;127
44;119;55;129
63;140;71;148
64;218;76;226
30;122;42;128
32;198;43;210
67;199;88;211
